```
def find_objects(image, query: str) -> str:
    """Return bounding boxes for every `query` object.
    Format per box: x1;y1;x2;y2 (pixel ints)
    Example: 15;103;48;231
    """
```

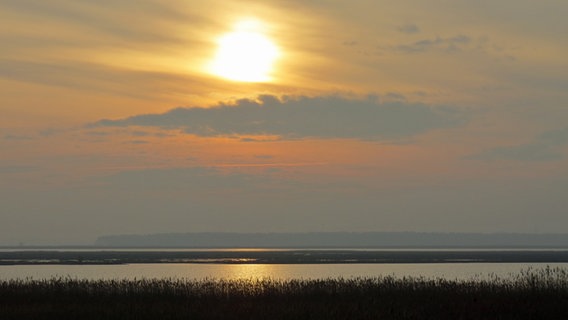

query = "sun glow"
209;20;280;82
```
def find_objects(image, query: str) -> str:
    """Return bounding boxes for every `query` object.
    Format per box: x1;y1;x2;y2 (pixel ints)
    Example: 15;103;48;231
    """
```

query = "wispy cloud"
100;167;272;190
389;35;472;53
397;24;420;34
1;0;198;45
469;126;568;161
0;60;207;100
0;165;38;174
3;134;33;141
92;95;465;141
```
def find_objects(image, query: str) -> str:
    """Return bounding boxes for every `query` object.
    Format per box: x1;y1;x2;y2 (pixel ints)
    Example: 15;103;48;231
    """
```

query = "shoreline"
3;249;568;265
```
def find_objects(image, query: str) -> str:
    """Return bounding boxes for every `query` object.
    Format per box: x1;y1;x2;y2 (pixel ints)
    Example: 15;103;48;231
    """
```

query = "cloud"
1;1;198;45
469;126;568;161
0;165;38;174
342;40;358;46
100;167;270;191
0;60;208;100
538;127;568;145
387;35;472;53
469;143;563;162
92;95;464;141
254;155;274;160
84;131;111;137
397;24;420;34
126;140;149;145
3;134;33;141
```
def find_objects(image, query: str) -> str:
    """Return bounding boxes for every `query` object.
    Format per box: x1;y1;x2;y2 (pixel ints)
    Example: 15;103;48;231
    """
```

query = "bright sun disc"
210;20;279;82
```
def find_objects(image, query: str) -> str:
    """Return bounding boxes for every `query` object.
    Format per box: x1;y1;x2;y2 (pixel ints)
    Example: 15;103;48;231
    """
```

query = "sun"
209;20;280;82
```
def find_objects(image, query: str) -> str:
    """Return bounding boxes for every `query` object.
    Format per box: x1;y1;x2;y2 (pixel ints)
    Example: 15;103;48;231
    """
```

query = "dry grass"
1;267;567;319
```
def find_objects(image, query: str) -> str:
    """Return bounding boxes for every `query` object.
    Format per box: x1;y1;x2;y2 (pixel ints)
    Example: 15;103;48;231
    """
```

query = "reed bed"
1;267;567;319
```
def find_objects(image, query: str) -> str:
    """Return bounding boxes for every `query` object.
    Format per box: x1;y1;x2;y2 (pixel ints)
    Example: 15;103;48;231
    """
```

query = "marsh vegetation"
1;267;567;319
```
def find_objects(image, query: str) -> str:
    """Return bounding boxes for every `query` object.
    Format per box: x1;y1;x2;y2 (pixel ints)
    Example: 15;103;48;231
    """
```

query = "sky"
1;0;568;245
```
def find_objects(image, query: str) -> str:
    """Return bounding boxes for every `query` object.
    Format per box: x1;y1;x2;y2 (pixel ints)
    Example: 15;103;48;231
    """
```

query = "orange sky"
1;0;568;244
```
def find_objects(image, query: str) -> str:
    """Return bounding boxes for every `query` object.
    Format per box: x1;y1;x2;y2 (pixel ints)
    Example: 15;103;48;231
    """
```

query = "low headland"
94;231;568;248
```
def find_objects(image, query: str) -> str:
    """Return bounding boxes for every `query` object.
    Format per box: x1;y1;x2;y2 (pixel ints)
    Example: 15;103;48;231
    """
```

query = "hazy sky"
1;0;567;244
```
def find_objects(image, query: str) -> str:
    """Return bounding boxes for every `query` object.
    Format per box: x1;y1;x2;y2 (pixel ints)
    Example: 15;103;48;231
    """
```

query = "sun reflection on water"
224;264;278;280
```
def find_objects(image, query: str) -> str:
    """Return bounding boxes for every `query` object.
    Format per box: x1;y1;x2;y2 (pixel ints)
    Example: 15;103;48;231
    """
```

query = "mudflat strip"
2;249;568;265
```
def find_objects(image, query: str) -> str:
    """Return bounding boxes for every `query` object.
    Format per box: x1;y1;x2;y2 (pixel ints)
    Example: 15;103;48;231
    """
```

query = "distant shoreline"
94;232;568;248
2;248;568;265
7;232;568;249
5;244;568;249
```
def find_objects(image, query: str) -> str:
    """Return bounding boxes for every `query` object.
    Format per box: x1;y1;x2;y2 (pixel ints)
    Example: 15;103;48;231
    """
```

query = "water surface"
2;248;567;281
2;262;567;281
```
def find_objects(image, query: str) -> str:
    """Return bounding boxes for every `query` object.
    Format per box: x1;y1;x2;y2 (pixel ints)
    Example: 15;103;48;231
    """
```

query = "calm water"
2;263;567;281
2;248;568;281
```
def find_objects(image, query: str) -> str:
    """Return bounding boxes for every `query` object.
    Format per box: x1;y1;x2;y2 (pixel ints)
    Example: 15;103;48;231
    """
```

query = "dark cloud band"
93;95;464;140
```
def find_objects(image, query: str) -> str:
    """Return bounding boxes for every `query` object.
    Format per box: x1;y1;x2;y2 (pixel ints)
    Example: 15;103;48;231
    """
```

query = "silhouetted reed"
1;266;567;319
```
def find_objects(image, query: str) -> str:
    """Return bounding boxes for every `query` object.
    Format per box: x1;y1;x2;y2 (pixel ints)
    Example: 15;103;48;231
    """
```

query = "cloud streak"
0;60;211;100
391;35;472;54
469;126;568;161
397;24;420;34
93;95;464;141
